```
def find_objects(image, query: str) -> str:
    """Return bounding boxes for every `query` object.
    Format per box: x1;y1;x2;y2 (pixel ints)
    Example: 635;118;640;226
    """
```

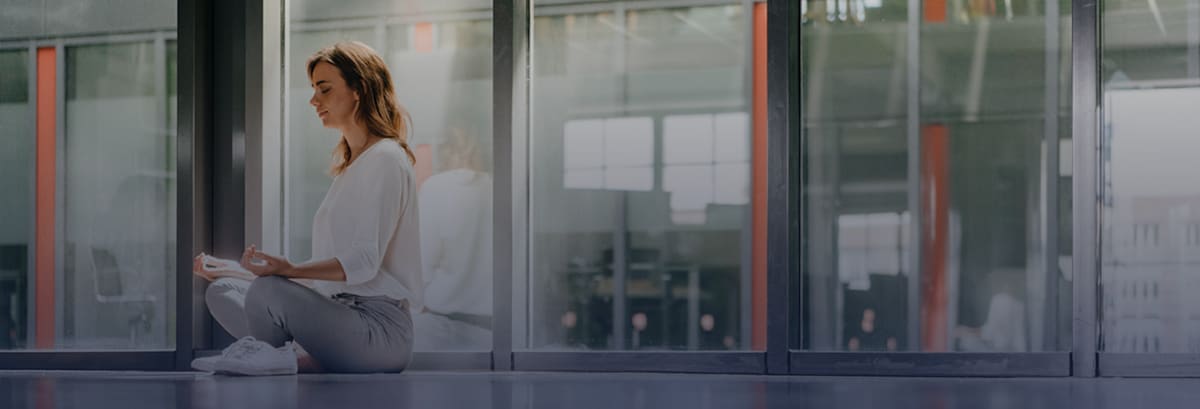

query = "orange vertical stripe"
414;22;434;53
925;0;947;23
414;143;432;189
750;2;768;351
35;47;56;349
920;124;949;352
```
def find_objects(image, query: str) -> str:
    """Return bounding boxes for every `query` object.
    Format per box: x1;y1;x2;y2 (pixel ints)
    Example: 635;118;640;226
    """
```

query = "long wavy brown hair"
307;41;415;175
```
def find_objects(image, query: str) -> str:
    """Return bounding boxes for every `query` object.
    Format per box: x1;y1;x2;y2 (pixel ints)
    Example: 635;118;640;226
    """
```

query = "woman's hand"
240;244;294;277
194;252;255;281
193;253;216;282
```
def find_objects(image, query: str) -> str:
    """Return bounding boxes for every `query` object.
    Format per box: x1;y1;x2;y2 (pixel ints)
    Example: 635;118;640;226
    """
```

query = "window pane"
285;3;494;351
62;41;176;349
802;1;1071;352
1102;0;1200;353
0;1;176;351
0;49;32;349
527;2;753;350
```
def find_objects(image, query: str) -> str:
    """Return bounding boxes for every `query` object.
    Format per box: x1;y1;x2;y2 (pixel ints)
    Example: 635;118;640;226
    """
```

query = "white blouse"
308;138;423;311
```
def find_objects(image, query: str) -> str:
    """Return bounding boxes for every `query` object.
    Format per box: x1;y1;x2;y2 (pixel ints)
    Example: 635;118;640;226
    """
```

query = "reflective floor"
0;370;1196;408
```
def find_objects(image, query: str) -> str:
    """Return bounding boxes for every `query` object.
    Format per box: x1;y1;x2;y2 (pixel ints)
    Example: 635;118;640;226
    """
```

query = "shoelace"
222;337;272;360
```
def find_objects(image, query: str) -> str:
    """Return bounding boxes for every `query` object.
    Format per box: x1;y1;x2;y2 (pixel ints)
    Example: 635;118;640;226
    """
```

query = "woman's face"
309;61;359;130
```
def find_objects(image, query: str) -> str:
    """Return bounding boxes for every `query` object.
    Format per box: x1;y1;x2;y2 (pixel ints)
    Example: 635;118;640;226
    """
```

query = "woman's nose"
309;93;318;107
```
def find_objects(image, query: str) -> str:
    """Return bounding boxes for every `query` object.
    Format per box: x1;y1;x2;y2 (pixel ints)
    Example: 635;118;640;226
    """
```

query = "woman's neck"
342;123;378;161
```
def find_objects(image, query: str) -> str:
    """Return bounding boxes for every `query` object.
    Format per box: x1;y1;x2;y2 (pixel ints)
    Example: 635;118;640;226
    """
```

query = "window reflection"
529;3;752;351
802;0;1072;352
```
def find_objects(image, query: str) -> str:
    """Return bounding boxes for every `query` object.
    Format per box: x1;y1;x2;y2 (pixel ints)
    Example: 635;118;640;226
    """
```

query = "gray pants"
205;276;414;373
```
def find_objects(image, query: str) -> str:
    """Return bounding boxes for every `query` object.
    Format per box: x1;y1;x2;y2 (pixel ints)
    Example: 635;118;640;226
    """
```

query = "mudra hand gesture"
193;253;253;281
240;244;294;277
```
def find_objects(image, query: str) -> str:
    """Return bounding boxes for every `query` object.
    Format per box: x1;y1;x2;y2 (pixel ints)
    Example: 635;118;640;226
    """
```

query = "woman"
190;41;422;375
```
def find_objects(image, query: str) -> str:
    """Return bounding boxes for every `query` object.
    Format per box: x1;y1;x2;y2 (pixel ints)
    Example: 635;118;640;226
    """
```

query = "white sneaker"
191;353;222;373
190;336;251;373
195;336;298;376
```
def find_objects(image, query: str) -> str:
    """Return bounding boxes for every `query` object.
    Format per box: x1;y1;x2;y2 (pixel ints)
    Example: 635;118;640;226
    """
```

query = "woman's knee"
205;278;248;304
244;276;295;311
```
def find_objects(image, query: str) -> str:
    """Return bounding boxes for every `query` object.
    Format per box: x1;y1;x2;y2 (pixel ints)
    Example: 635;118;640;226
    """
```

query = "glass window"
0;49;32;349
284;1;494;351
1102;0;1200;353
0;1;177;351
62;40;176;349
802;0;1071;352
526;2;756;351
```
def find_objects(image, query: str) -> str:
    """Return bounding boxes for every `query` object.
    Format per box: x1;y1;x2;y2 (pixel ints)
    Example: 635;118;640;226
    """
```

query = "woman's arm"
279;257;347;282
240;245;348;282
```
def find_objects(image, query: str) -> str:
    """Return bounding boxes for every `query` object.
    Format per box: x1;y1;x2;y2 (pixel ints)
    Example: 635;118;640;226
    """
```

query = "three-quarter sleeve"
332;155;409;286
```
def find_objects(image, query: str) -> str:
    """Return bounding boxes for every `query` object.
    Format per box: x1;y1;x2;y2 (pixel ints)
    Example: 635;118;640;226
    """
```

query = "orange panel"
35;47;56;349
920;124;949;352
751;2;767;351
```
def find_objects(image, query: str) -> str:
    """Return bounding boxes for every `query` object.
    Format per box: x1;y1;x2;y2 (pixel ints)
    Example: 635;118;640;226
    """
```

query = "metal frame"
0;352;175;371
904;0;924;353
54;42;65;347
0;32;177;48
766;0;798;375
493;0;523;372
1071;0;1099;378
737;0;755;352
409;352;495;371
791;352;1070;377
513;351;764;374
176;0;211;370
1041;0;1062;354
25;43;37;350
1099;354;1200;377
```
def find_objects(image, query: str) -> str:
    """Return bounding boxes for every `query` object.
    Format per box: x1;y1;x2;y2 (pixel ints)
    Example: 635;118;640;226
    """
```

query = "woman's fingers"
253;251;278;266
240;247;256;271
192;258;216;281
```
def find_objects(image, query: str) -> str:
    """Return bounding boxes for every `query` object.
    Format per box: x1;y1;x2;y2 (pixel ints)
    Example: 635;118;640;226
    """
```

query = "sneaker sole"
216;359;297;376
191;357;219;373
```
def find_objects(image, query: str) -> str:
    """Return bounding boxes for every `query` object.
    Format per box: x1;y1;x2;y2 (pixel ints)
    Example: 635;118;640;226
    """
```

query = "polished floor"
0;370;1196;408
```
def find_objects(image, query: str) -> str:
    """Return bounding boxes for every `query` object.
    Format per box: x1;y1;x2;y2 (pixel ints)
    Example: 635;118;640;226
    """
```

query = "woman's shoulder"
361;139;410;167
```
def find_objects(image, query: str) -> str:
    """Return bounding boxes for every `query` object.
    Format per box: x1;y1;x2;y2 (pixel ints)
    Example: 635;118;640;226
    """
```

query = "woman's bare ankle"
293;345;323;373
296;352;323;373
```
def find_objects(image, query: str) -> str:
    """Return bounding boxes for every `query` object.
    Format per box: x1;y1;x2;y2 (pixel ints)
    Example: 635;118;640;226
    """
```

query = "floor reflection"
1;371;1198;409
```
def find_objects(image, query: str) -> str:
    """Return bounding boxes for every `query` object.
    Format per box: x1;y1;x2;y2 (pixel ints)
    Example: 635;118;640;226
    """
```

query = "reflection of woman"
190;41;422;375
415;126;493;350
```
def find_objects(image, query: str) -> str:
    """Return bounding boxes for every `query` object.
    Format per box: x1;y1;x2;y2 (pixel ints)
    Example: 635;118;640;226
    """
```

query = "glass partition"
1101;0;1200;354
284;0;494;351
526;1;757;351
802;0;1072;352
